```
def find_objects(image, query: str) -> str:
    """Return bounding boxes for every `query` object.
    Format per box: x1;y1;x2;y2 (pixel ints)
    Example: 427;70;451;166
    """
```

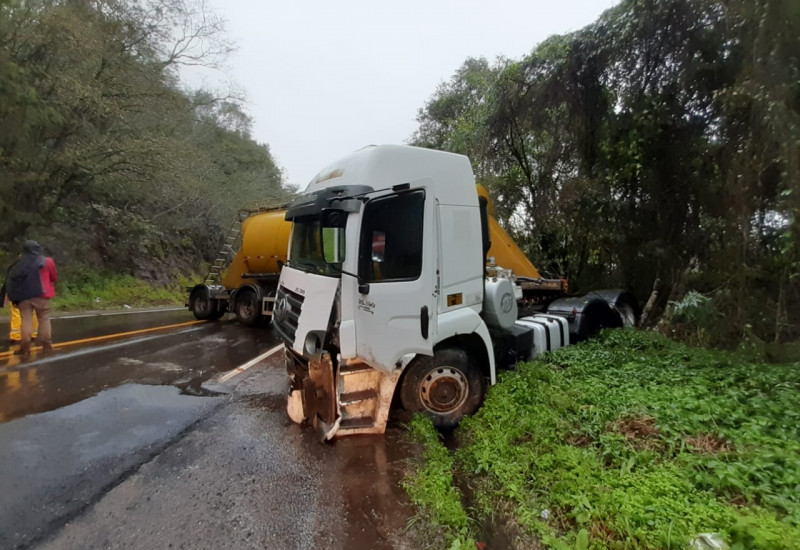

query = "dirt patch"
686;433;732;453
566;432;592;447
589;519;624;545
474;498;547;550
477;519;536;550
729;494;748;507
607;415;664;451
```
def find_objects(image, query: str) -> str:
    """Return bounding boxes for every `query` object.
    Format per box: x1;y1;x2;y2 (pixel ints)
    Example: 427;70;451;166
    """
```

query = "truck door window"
359;191;424;282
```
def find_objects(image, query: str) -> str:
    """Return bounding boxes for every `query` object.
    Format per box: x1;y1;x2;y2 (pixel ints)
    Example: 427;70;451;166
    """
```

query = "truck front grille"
274;284;304;345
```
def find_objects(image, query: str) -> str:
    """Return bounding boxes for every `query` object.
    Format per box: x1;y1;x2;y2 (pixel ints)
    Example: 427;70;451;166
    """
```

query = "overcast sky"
192;0;620;188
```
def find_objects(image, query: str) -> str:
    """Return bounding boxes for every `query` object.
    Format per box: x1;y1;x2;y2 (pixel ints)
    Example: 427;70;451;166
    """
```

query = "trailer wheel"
400;348;486;430
190;287;218;321
235;288;262;326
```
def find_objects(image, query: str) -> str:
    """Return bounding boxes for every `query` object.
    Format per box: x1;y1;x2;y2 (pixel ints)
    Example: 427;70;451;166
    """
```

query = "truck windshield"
288;217;344;277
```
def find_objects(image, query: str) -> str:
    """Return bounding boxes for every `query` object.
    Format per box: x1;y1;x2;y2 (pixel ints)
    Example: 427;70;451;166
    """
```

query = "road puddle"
174;376;227;397
331;425;418;549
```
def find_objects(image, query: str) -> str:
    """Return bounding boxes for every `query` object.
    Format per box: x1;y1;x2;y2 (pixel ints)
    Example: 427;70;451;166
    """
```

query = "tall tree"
412;0;800;344
0;0;286;280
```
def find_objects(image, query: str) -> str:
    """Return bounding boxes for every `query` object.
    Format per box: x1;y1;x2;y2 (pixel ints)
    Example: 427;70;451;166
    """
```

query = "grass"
403;415;474;549
50;267;195;311
403;330;800;549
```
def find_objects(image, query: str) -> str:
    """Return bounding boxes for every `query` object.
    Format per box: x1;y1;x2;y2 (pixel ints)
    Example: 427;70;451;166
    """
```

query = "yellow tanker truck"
189;185;636;333
187;203;292;325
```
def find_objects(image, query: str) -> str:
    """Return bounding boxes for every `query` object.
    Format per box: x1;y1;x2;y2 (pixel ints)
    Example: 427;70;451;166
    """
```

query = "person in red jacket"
2;240;57;358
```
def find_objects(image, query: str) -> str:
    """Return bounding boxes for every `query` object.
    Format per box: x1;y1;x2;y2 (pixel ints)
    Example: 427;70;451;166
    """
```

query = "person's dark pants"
19;297;52;352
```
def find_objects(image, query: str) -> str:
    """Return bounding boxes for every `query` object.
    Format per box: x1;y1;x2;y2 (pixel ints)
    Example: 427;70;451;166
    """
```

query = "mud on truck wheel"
400;348;487;430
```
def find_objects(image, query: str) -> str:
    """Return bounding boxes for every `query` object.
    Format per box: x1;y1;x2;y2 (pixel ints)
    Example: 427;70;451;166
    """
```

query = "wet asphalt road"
0;309;276;423
0;309;417;550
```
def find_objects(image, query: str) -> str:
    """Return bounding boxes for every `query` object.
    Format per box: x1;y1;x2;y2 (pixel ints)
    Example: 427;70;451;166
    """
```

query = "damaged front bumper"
284;347;400;440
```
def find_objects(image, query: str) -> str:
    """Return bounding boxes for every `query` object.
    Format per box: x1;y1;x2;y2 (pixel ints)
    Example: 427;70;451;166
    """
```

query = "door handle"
420;306;429;339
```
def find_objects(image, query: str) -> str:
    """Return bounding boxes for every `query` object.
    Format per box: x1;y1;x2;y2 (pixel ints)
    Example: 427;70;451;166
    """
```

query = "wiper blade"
328;262;360;282
287;259;319;272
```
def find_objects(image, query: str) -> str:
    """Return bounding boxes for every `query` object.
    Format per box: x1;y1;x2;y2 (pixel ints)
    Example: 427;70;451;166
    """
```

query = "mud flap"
306;354;337;425
287;389;306;424
286;351;341;438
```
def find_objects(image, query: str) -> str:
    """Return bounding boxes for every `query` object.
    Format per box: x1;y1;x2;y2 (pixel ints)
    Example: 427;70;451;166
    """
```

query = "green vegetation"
412;0;800;347
51;267;193;311
403;416;472;549
0;0;289;287
405;330;800;549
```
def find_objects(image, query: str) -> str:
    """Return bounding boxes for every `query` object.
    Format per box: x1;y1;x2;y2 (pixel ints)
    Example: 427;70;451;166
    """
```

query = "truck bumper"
285;347;400;440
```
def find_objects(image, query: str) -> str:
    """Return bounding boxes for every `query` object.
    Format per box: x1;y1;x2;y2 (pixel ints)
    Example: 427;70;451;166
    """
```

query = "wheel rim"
420;367;469;414
238;299;255;319
237;290;259;322
195;296;210;314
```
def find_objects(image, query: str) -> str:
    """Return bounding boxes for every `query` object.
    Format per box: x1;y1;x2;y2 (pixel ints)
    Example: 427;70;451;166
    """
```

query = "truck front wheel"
400;348;487;430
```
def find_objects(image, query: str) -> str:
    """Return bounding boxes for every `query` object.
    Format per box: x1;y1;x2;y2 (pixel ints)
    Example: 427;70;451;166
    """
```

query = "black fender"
544;295;622;342
231;284;263;308
585;289;640;328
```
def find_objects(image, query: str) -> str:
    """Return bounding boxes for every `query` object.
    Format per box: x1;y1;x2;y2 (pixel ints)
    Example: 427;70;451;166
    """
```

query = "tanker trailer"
187;203;292;325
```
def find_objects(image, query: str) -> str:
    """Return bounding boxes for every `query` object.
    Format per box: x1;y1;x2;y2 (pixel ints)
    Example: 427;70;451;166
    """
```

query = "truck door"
351;187;436;370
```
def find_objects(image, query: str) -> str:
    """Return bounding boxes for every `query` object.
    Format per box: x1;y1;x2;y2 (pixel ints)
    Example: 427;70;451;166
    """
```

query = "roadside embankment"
405;330;800;549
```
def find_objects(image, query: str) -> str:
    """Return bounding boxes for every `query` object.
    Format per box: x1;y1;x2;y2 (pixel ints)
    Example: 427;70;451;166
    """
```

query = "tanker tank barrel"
188;202;292;325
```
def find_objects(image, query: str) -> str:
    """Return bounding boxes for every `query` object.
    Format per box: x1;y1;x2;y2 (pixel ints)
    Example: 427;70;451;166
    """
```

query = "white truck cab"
273;145;634;439
274;145;497;438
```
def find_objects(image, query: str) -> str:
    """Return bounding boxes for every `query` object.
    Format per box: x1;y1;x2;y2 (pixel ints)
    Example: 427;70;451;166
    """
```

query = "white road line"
21;326;207;366
218;344;284;382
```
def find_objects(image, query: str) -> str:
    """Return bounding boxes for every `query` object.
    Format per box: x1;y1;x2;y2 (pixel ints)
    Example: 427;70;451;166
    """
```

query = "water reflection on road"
0;309;281;423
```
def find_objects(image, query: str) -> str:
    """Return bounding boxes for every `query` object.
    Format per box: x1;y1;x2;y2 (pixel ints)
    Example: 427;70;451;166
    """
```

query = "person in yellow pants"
9;301;38;343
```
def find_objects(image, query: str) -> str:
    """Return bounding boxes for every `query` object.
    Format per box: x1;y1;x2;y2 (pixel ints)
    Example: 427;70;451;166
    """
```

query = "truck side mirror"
321;208;347;264
321;208;347;228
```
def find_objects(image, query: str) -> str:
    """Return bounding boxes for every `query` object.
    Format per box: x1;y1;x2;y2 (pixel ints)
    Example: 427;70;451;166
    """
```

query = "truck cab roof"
304;145;478;207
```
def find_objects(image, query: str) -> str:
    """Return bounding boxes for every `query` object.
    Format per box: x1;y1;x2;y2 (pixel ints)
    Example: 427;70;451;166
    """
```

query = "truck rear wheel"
235;288;262;326
400;348;486;430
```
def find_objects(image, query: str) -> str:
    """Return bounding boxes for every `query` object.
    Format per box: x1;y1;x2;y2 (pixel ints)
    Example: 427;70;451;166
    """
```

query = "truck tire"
235;288;262;326
400;348;487;430
190;287;218;321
